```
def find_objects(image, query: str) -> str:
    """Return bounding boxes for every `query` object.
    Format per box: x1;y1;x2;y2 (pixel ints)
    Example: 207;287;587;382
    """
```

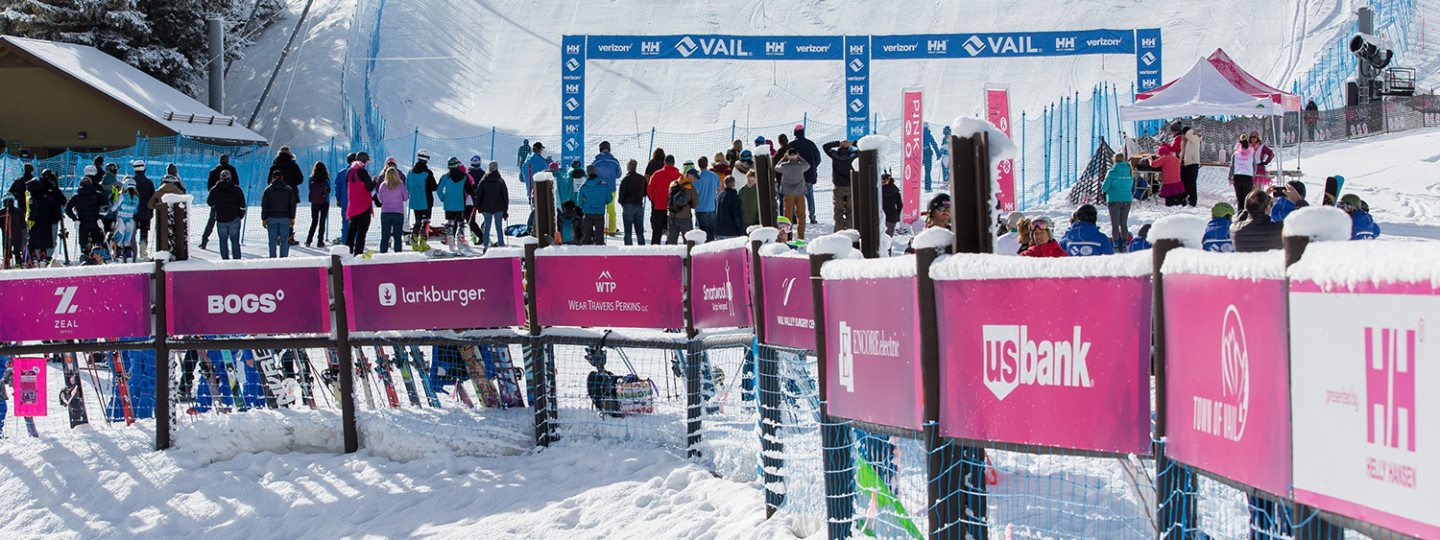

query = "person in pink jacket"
345;152;376;255
1146;146;1183;206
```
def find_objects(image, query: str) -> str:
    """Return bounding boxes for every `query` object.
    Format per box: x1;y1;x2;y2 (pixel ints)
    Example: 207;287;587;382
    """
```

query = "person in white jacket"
994;211;1025;256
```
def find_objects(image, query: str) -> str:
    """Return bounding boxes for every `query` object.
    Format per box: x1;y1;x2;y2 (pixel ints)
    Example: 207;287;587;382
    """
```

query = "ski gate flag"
167;266;331;336
344;257;525;332
902;89;923;224
535;254;684;329
0;270;152;342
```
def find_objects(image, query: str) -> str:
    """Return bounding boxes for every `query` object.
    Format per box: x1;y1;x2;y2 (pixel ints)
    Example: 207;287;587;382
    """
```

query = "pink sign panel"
1164;274;1291;496
0;273;152;342
901;90;923;223
824;277;922;430
691;248;752;329
344;257;524;332
760;256;815;349
535;255;684;328
167;267;332;335
12;357;46;417
986;87;1016;212
937;276;1151;454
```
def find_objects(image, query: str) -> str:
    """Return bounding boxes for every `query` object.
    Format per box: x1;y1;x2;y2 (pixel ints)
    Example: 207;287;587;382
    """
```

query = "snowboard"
1323;176;1342;206
483;345;525;409
460;346;502;408
401;346;442;408
219;350;247;412
60;353;88;428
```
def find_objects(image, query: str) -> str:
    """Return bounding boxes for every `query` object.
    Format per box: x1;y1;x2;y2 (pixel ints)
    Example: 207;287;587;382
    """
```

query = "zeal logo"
53;286;80;314
208;290;285;314
1193;306;1249;441
982;325;1094;401
1366;326;1417;451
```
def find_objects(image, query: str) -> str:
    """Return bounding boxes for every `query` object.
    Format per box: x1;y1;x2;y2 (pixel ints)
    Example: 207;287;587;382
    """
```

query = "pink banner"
167;267;332;335
1164;274;1291;496
986;87;1016;212
937;277;1151;454
344;257;524;332
535;255;684;328
0;273;152;342
12;357;46;417
824;277;922;430
691;248;752;329
760;256;815;349
902;89;923;224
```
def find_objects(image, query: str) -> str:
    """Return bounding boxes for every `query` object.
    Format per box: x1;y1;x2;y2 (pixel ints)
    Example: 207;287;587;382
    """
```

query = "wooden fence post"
329;254;358;453
752;238;784;517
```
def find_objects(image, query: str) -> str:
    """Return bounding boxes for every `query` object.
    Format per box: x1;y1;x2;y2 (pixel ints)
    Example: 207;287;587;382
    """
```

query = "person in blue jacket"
693;155;720;240
1059;204;1114;256
334;153;354;245
1127;223;1152;252
1269;180;1309;222
436;157;470;245
1100;153;1134;252
1339;194;1381;240
922;122;940;190
1204;202;1236;252
592;141;623;234
521;142;551;231
578;165;611;245
406;150;438;246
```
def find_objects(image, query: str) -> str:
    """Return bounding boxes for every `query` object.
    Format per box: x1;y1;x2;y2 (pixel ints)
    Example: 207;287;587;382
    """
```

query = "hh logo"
982;325;1093;401
596;270;616;293
1141;52;1157;66
766;41;785;54
838;322;855;392
849;99;865;112
564;84;579;94
641;41;660;54
565;97;580;111
53;286;80;314
378;283;397;306
929;39;949;54
1141;78;1158;89
849;85;866;96
850;45;865;55
1366;327;1417;452
564;124;579;134
565;44;580;55
1141;38;1156;48
1055;37;1075;51
849;58;865;72
565;58;580;72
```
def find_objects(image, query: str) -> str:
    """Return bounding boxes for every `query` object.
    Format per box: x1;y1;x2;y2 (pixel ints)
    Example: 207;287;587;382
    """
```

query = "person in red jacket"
1020;217;1068;258
647;155;680;245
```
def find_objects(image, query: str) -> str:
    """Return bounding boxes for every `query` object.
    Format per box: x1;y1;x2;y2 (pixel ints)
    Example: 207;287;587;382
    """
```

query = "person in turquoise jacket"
436;157;470;243
1100;153;1134;252
578;165;611;244
406;151;438;241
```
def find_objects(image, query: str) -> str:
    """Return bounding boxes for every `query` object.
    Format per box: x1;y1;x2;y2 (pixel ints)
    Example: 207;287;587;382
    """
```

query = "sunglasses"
1030;220;1052;232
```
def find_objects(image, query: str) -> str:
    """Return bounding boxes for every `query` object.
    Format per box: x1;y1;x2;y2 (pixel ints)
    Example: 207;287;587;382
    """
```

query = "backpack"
667;183;688;211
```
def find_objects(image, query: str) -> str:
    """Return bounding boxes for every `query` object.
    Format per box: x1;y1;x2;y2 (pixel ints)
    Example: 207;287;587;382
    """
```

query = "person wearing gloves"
648;155;680;245
714;176;744;239
789;125;822;224
1058;204;1114;256
823;139;859;229
260;169;300;258
1100;153;1134;252
1269;180;1310;222
994;211;1025;256
205;169;245;260
739;161;760;228
111;179;141;262
882;171;903;236
344;152;376;256
693;155;721;241
578;165;610;245
1339;194;1381;240
1204;202;1236;252
774;147;811;239
1230;134;1257;207
1147;146;1184;207
592;141;623;234
129;160;155;258
436;157;470;248
1020;217;1068;258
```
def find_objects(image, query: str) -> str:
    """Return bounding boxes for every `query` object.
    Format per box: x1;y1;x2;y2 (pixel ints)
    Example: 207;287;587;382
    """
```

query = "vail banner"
344;257;524;332
586;35;844;61
901;89;923;224
535;254;684;328
690;247;751;329
823;277;922;430
167;266;331;336
0;270;152;342
1135;28;1163;91
561;35;587;173
844;36;871;140
936;276;1151;454
760;255;815;349
871;29;1134;60
1290;279;1440;539
1165;273;1291;496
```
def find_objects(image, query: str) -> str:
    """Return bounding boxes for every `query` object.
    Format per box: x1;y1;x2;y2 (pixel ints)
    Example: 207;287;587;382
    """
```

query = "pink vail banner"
12;357;46;417
937;277;1151;454
690;248;751;329
760;256;815;349
344;257;524;332
986;86;1016;212
1290;279;1440;539
167;267;331;335
823;277;922;430
535;255;684;328
0;273;152;341
1164;274;1291;496
901;89;923;223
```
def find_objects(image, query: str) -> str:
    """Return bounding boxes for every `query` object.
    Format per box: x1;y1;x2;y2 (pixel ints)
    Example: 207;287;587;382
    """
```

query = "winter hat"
271;169;285;181
1156;146;1171;155
106;163;118;172
386;157;398;166
167;163;179;176
220;170;232;179
1211;202;1235;218
132;160;146;172
928;193;951;212
84;165;97;176
445;156;461;169
122;177;136;191
1339;194;1363;212
488;161;499;172
739;150;753;161
548;162;561;172
1073;204;1098;224
599;141;611;152
470;155;483;167
416;150;431;162
1029;217;1053;232
794;124;805;135
532;141;544;152
685;168;700;178
1005;211;1025;229
356;152;370;163
1287;180;1307;198
754;136;766;145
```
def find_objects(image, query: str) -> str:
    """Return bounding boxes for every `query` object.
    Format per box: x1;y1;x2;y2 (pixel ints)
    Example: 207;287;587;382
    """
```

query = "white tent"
1118;58;1283;122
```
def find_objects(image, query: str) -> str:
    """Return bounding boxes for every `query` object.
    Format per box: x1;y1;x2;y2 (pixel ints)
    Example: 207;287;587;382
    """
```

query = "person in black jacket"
618;159;647;245
129;161;155;258
200;154;239;249
260;170;299;258
25;172;63;262
269;147;305;246
714;176;744;239
64;177;108;255
206;170;247;260
881;171;903;236
4;163;33;262
823;140;858;229
789;126;822;224
1232;188;1284;253
473;161;509;250
306;162;331;247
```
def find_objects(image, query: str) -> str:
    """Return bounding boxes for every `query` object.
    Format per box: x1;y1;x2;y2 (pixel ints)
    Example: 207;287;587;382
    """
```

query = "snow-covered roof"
0;35;267;145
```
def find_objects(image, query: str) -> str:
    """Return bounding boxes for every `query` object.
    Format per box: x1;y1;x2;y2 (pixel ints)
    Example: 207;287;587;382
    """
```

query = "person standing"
5;163;33;262
1101;153;1134;252
147;168;183;255
305;162;330;247
714;176;744;239
474;161;509;250
517;139;531;171
436;157;469;246
1230;134;1257;207
666;168;699;244
198;155;237;250
374;165;408;254
922;123;940;191
130;161;155;258
344;152;375;256
521;142;550;230
260;169;299;258
775;148;811;240
882;171;903;236
1249;131;1275;189
789;125;822;224
25;172;62;263
65;176;107;255
405;151;438;247
334;153;354;245
269;146;305;246
823;139;858;230
205;170;246;260
1174;125;1202;207
693;155;720;240
738;164;760;229
112;179;141;261
1147;146;1184;207
578;165;610;245
617;159;647;245
648;155;679;245
592;141;622;235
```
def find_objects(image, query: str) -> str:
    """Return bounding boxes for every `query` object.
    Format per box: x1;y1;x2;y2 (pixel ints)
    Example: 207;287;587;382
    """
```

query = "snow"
683;228;708;245
1282;206;1351;242
161;193;194;205
1161;249;1286;281
533;245;687;257
758;242;805;259
804;234;857;259
689;236;750;256
910;227;955;251
1148;213;1209;249
856;134;892;157
930;251;1152;281
327;245;350;257
820;254;917;280
832;229;860;243
950;116;1019;168
1288;241;1440;289
748;227;780;245
165;255;331;272
0;261;154;280
337;251;430;265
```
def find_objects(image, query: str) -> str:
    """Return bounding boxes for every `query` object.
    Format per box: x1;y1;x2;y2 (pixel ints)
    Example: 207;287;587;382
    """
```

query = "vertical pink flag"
986;86;1016;212
902;89;923;224
12;357;47;417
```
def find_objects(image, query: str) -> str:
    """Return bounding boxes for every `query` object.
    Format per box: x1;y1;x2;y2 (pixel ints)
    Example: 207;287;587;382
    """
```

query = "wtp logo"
930;39;950;54
838;321;855;392
1142;52;1157;66
565;44;580;55
53;286;80;314
641;41;660;54
207;290;285;314
962;36;984;56
378;283;398;306
982;325;1094;401
596;270;617;293
1054;37;1076;51
1366;327;1417;452
1218;305;1250;441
